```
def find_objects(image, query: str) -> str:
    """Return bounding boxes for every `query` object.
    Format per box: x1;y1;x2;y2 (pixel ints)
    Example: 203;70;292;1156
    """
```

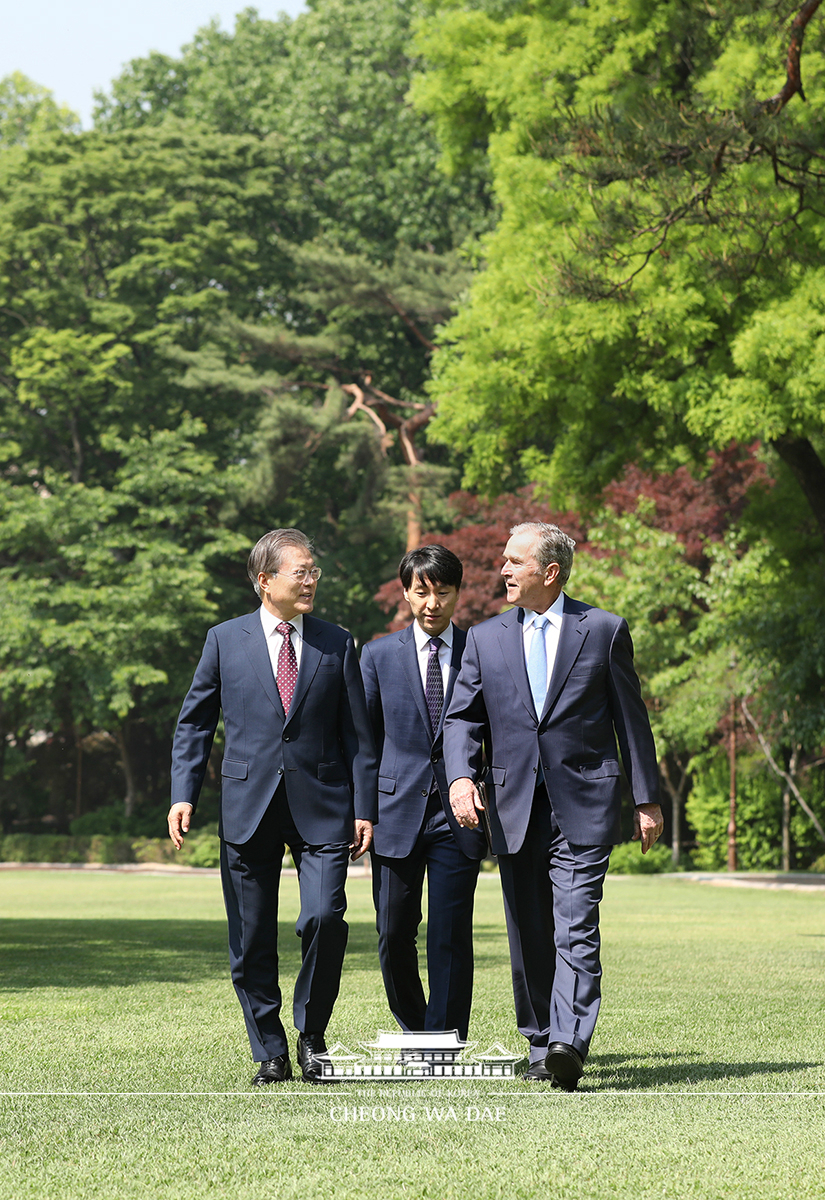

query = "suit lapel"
499;608;536;721
241;614;285;719
541;597;588;722
441;625;466;729
287;615;324;725
398;625;432;734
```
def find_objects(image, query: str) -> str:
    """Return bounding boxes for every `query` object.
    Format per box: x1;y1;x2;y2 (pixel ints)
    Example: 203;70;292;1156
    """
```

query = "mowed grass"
0;869;823;1199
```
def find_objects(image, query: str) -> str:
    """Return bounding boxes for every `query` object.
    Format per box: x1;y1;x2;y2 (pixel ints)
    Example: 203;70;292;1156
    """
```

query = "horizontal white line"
0;1091;821;1098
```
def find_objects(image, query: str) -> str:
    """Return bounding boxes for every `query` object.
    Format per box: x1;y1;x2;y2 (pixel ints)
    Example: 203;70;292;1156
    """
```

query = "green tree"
414;0;825;545
0;420;245;820
0;72;79;146
0;1;494;825
90;0;494;629
94;2;492;257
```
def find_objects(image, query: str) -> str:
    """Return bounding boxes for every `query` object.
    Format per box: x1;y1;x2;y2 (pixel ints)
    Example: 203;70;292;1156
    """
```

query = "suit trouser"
372;795;480;1040
220;785;350;1061
497;787;611;1062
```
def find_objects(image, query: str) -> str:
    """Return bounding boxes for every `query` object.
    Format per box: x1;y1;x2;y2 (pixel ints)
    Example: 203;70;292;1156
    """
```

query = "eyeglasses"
275;567;322;584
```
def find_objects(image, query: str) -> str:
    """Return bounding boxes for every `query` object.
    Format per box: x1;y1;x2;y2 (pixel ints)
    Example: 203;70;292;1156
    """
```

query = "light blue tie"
527;613;549;718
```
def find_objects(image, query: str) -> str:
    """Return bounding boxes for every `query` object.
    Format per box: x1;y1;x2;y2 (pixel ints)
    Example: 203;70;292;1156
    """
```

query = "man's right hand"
167;803;194;849
449;777;484;829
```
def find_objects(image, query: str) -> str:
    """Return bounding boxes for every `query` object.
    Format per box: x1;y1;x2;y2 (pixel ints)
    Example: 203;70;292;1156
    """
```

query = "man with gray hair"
168;528;377;1085
444;521;663;1089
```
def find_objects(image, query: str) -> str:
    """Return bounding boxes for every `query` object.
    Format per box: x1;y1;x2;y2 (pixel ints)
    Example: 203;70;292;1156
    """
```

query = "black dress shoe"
521;1059;556;1083
251;1055;292;1086
297;1032;333;1083
544;1042;583;1091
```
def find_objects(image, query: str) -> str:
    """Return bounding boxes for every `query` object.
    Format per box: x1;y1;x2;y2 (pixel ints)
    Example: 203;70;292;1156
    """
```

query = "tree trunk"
727;697;737;872
75;725;83;821
782;785;791;871
781;745;799;871
406;476;423;553
659;753;689;868
115;725;139;818
771;434;825;549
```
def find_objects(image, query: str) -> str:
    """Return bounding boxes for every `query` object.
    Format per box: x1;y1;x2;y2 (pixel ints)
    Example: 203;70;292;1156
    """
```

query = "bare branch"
341;382;394;454
382;293;438;353
758;0;824;113
741;697;825;843
364;383;430;413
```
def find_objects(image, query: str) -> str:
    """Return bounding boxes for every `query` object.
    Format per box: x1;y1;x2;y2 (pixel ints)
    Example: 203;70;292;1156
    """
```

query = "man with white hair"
444;522;663;1089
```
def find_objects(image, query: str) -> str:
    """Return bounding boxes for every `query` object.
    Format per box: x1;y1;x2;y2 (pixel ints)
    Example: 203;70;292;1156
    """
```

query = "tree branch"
341;382;394;454
382;293;438;353
741;697;825;843
757;0;824;113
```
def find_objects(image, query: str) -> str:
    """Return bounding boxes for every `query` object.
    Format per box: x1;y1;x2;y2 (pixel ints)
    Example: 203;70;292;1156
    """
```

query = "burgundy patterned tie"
276;621;298;715
425;637;444;735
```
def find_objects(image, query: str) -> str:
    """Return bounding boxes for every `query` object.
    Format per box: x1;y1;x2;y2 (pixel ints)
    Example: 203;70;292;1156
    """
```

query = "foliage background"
1;0;823;870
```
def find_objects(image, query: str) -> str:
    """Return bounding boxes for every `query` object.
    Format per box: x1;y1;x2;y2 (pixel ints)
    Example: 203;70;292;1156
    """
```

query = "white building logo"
319;1031;523;1080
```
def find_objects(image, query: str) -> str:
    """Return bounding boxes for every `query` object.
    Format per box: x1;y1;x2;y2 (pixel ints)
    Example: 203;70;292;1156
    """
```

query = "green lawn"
0;870;823;1199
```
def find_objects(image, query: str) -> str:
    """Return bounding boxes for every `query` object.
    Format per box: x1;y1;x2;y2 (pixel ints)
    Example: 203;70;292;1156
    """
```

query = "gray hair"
510;522;576;587
247;528;314;598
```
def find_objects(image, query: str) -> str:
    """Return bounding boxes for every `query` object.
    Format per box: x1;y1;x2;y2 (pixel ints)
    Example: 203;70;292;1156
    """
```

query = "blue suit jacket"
360;623;486;860
171;611;378;845
443;597;660;853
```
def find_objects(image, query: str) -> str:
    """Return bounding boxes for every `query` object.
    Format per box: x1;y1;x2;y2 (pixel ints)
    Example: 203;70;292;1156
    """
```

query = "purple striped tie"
425;637;444;735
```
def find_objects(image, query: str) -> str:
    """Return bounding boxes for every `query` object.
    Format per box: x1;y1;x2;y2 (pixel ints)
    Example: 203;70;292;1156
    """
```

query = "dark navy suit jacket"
360;623;486;861
171;611;378;845
443;597;660;853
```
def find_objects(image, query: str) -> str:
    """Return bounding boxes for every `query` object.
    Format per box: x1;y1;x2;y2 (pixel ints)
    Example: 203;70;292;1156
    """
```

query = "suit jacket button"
277;768;283;775
283;735;291;742
421;790;428;796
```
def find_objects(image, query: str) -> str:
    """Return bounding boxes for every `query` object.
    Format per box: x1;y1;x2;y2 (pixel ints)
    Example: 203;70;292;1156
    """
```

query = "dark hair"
399;544;463;591
247;528;314;597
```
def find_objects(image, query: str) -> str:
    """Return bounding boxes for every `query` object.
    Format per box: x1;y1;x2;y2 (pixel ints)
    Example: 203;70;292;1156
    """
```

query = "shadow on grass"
0;915;381;990
468;925;512;969
586;1050;822;1089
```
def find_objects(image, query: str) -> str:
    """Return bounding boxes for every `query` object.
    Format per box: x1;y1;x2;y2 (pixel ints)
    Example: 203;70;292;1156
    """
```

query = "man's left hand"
632;803;664;854
350;819;374;860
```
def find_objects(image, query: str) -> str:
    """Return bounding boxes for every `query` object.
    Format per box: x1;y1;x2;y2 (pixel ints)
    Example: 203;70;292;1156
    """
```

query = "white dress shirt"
260;606;304;681
412;619;454;694
522;591;566;695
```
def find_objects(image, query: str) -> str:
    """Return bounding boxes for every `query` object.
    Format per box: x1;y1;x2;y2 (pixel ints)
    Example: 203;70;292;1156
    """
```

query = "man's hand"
350;819;373;860
167;803;194;850
632;803;664;854
449;777;484;830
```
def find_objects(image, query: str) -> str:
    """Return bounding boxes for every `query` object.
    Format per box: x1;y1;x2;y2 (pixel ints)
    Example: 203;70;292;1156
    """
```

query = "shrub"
180;824;221;869
86;836;135;864
70;807;129;837
608;841;672;875
0;834;87;863
682;753;820;870
132;838;177;865
70;804;169;839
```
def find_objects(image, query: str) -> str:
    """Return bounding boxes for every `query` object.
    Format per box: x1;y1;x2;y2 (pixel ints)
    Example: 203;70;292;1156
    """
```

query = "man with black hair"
360;545;486;1040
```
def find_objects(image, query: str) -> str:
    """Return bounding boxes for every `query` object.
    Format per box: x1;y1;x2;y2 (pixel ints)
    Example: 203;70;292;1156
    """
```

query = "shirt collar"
412;620;454;653
523;591;566;629
260;606;304;639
